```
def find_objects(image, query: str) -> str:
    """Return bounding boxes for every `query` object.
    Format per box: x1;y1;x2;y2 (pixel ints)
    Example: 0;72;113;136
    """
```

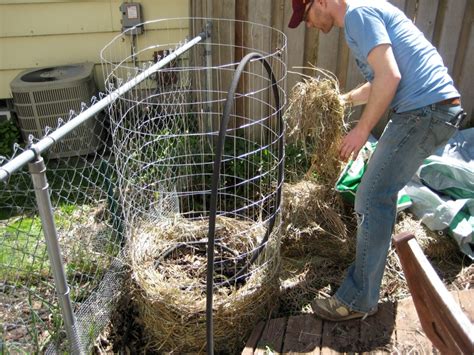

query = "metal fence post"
28;154;82;354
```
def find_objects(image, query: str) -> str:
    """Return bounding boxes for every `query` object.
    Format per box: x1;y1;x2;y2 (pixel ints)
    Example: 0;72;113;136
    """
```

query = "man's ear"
318;0;328;10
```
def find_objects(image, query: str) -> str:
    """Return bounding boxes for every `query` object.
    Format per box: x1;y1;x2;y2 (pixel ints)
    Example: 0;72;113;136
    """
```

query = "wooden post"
393;232;474;354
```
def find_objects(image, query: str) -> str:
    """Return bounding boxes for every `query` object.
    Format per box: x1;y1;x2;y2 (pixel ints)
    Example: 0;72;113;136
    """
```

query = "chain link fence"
0;107;126;353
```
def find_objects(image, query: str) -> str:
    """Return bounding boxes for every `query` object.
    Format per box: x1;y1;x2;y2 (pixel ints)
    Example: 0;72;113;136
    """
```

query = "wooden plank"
359;302;396;353
320;318;360;353
210;0;235;130
0;26;187;70
0;70;20;99
283;0;306;92
344;53;365;93
246;0;272;139
282;314;323;354
242;320;266;355
316;28;339;76
457;8;474;128
1;0;74;3
254;317;287;354
453;0;472;83
244;290;473;354
142;0;190;21
271;0;286;32
0;33;119;70
404;0;417;22
394;233;473;353
457;289;474;322
415;0;440;42
271;0;287;86
303;23;319;76
271;0;287;89
234;0;248;130
344;55;365;128
198;0;212;18
389;0;407;12
394;296;435;353
336;30;350;90
436;0;466;73
431;0;447;47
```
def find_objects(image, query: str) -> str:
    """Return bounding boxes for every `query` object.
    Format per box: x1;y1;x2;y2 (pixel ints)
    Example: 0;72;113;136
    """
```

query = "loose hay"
281;180;354;259
281;69;353;263
129;216;280;353
383;212;472;301
285;68;348;185
280;69;471;318
279;67;358;314
278;208;472;316
393;211;461;260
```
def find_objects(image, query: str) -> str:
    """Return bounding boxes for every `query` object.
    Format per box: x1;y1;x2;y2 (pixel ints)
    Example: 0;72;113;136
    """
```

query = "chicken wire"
101;17;287;352
0;16;287;354
101;17;286;287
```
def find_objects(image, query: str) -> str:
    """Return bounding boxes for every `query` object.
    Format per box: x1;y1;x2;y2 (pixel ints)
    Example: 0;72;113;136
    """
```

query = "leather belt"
431;97;466;127
392;97;462;114
435;97;461;106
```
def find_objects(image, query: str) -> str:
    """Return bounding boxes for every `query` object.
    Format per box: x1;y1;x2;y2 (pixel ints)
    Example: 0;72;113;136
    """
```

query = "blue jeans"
334;103;461;313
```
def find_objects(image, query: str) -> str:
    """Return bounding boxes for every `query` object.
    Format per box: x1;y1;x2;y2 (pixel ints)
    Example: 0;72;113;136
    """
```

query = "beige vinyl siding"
0;0;189;98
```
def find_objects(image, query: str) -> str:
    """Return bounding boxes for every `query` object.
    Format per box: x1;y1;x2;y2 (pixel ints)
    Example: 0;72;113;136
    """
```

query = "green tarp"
335;128;474;259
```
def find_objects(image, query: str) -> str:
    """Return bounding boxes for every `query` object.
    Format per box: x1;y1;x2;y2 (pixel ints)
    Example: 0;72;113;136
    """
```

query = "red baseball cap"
288;0;311;28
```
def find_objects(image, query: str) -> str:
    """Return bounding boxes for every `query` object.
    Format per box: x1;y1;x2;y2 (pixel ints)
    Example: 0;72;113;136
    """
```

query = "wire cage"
101;17;287;351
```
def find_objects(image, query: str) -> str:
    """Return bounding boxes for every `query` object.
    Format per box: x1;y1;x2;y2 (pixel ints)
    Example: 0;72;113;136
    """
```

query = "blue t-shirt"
344;0;459;113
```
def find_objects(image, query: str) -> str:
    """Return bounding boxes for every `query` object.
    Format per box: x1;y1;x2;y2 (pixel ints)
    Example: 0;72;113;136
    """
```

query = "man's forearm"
343;82;371;106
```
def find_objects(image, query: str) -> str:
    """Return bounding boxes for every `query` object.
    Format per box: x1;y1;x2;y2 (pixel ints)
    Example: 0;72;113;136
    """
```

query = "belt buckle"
449;110;467;128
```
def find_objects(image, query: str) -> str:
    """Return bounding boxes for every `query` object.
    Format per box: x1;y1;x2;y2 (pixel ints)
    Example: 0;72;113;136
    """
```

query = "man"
288;0;465;321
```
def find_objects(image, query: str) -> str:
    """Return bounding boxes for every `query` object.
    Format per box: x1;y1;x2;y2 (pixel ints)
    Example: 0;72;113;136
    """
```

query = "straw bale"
129;216;280;353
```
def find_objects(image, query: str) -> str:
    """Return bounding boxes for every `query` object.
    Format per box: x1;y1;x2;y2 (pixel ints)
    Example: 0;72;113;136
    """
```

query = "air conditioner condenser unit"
10;62;104;159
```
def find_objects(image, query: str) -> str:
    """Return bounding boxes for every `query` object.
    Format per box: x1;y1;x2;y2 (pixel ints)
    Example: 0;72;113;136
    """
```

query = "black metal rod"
206;52;284;354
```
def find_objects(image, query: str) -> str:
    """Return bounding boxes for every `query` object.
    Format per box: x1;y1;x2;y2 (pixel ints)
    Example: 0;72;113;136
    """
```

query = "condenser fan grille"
20;65;84;83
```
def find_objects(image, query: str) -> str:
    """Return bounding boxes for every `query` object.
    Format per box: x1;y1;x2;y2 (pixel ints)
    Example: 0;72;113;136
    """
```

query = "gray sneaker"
311;296;377;321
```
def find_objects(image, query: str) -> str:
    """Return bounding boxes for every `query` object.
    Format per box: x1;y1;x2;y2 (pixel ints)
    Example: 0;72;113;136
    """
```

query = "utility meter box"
120;2;143;35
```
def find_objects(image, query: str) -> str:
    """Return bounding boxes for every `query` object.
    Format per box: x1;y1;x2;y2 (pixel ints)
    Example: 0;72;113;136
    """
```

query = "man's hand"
340;125;370;161
341;83;371;108
341;93;352;107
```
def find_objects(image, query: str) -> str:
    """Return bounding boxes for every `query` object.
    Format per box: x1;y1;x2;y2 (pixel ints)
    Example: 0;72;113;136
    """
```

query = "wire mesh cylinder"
101;18;287;352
